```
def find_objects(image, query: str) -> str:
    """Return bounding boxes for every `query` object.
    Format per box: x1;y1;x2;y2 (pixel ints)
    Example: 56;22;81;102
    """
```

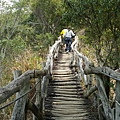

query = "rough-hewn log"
71;37;93;86
98;104;106;120
33;77;42;120
41;75;52;111
78;57;88;86
71;37;92;68
0;70;47;104
115;81;120;120
95;75;113;120
44;36;61;70
27;99;43;120
11;70;26;120
84;86;97;98
84;66;120;81
11;85;30;120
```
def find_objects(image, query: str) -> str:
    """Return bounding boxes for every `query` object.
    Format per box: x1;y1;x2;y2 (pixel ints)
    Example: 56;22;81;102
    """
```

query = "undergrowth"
0;48;44;120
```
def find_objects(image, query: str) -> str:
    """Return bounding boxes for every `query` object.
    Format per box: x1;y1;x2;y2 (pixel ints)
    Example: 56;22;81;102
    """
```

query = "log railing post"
11;70;30;120
41;76;49;113
95;75;113;120
78;57;88;85
54;42;59;59
33;77;43;120
115;81;120;120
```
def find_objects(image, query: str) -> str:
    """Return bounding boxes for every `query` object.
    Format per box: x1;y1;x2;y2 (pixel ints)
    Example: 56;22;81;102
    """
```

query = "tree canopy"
0;0;120;71
63;0;120;69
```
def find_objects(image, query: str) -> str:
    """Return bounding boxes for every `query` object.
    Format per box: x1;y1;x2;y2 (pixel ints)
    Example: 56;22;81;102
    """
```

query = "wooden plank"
45;104;88;109
49;112;89;117
53;75;78;80
45;105;87;110
49;90;83;95
45;108;87;112
50;85;80;89
46;100;86;105
48;88;83;92
46;116;88;120
50;81;79;84
45;97;85;101
48;93;82;97
48;110;88;114
50;84;80;87
53;74;75;77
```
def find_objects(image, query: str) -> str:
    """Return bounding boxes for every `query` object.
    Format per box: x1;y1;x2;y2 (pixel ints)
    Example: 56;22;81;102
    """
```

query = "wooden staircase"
44;52;98;120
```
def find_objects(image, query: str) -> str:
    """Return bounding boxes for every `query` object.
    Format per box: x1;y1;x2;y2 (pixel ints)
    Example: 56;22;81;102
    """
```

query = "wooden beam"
84;66;120;81
33;77;42;120
96;75;113;120
26;99;43;120
11;70;30;120
115;81;120;120
0;70;47;104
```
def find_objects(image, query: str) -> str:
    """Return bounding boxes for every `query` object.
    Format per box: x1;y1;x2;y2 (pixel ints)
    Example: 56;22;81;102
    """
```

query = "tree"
63;0;120;69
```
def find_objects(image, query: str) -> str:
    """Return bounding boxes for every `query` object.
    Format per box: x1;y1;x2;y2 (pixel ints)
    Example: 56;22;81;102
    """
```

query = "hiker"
60;29;68;50
64;26;75;52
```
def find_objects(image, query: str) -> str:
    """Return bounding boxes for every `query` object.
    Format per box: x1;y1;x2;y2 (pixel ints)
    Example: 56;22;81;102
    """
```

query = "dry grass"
0;48;44;120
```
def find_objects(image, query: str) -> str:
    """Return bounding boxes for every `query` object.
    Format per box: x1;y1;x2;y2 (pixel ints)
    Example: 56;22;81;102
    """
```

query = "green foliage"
29;0;65;34
36;33;54;47
63;0;120;68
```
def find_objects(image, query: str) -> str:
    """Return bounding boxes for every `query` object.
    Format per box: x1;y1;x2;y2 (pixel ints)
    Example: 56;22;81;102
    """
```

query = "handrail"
44;36;62;73
41;36;61;109
0;70;47;104
71;36;120;120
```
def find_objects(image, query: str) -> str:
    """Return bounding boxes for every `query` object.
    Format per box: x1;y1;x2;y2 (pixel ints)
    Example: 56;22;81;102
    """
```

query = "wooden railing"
71;36;120;120
0;36;62;120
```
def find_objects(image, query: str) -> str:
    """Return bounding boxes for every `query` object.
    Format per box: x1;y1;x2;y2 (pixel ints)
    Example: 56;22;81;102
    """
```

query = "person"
60;28;68;51
64;26;75;53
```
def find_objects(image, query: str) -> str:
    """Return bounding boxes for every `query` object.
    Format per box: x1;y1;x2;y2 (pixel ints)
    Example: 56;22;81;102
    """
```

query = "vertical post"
95;75;113;120
41;76;49;113
41;62;49;117
87;75;92;90
54;43;59;59
50;56;53;75
33;77;43;120
11;70;30;120
115;81;120;120
78;57;88;86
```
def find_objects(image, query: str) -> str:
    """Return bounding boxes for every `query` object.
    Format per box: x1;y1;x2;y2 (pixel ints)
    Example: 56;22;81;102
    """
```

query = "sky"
1;0;19;5
4;0;11;3
0;0;19;10
1;0;12;4
0;0;11;11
